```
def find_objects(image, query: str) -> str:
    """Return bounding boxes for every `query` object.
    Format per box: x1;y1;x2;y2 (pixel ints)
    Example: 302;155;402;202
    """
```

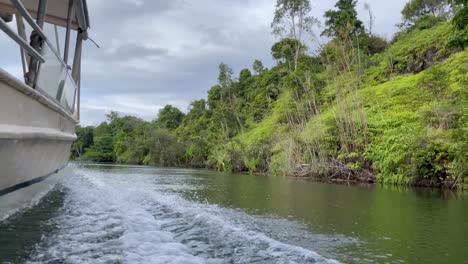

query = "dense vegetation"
72;0;467;188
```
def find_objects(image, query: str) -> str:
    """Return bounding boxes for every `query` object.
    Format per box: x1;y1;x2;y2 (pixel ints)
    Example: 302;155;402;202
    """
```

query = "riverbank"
292;169;464;190
294;161;467;189
72;160;466;191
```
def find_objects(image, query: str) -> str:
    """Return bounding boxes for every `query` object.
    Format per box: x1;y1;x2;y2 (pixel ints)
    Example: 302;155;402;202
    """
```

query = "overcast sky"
1;0;408;125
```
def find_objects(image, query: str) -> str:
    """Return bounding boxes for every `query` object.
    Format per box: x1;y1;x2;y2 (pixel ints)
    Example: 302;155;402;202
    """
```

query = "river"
1;164;467;264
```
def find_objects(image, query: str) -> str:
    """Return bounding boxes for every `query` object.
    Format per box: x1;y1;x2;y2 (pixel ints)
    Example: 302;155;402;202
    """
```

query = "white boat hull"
0;69;77;221
0;167;62;221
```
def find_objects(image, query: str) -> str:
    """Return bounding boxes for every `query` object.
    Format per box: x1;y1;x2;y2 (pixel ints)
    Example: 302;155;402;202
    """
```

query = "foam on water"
27;166;341;264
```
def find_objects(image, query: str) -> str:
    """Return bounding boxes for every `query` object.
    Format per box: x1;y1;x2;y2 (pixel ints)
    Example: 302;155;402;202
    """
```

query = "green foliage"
363;52;468;186
413;14;446;30
366;23;455;85
448;0;468;48
269;135;298;175
401;0;450;27
156;105;185;130
217;63;234;89
419;66;450;101
113;118;148;164
143;129;184;167
362;34;389;55
176;99;211;167
271;0;316;72
82;122;114;162
271;38;306;67
70;126;94;159
271;0;315;37
253;59;265;74
322;0;364;39
239;68;252;83
411;134;454;182
78;113;184;166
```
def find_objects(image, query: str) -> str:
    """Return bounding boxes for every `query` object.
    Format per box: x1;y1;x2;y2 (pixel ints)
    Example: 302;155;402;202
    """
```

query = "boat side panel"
0;138;71;189
0;69;77;132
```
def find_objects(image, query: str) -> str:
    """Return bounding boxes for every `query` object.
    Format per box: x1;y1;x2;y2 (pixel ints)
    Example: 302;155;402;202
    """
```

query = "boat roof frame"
0;0;90;31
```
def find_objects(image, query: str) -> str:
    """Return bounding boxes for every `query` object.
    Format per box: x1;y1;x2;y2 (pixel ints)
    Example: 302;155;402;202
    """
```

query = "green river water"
1;164;467;263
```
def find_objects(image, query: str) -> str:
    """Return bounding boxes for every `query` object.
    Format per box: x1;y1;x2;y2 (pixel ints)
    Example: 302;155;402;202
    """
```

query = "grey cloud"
100;43;169;60
88;0;182;25
0;0;409;125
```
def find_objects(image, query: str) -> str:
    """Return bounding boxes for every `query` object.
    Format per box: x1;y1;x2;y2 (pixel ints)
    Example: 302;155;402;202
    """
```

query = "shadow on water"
0;187;66;264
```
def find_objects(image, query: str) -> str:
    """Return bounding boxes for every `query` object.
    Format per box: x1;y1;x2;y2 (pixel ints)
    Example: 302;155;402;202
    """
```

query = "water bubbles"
26;166;340;263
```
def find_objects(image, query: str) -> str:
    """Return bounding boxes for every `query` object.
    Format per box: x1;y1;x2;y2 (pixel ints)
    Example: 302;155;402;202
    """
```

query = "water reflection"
183;171;468;264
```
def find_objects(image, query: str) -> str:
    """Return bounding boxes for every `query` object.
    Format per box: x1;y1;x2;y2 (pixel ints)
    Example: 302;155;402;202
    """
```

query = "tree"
176;99;211;167
144;129;184;167
322;0;365;40
111;116;147;164
156;105;185;130
271;38;306;68
271;0;317;70
106;111;120;123
82;122;115;162
215;63;244;134
70;126;94;159
239;69;252;89
252;60;265;74
363;2;374;35
401;0;450;27
207;85;222;110
207;70;240;138
187;99;207;118
239;69;252;82
217;63;234;89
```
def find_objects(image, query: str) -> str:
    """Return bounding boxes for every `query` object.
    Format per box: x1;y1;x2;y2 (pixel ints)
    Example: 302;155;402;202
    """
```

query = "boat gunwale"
0;124;77;140
0;68;79;125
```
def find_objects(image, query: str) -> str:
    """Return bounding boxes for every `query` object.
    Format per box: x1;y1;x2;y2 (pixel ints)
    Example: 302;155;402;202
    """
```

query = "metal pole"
15;14;28;74
0;16;45;62
15;14;27;76
54;25;61;55
71;31;83;82
64;0;74;64
28;0;48;87
77;64;81;120
8;0;47;40
72;30;83;119
36;0;47;28
72;55;81;119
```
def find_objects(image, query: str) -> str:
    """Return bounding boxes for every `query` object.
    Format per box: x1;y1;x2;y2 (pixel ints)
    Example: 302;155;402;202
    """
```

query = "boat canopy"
0;0;90;120
0;0;89;31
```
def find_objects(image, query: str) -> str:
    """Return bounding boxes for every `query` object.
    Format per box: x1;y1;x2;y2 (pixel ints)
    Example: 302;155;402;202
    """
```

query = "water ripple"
26;167;341;264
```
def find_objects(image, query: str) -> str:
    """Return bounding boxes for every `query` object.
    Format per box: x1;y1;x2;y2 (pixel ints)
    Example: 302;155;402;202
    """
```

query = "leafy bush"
410;136;454;183
364;35;389;55
448;0;468;48
143;129;184;167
